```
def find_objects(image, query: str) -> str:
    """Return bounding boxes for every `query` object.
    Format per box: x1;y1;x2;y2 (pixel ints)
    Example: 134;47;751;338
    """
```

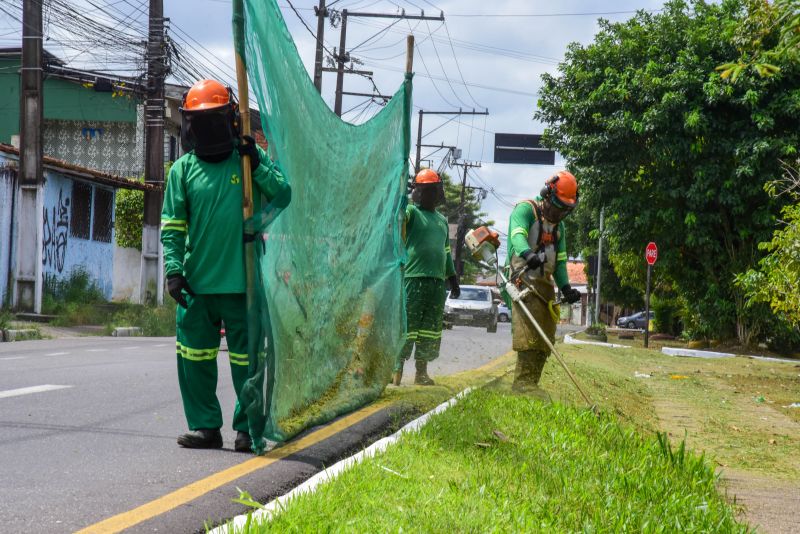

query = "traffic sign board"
645;242;658;265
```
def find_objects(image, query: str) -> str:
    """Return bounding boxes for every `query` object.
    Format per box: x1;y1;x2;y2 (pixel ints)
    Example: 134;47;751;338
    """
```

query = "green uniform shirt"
403;204;456;280
161;147;290;294
507;199;569;289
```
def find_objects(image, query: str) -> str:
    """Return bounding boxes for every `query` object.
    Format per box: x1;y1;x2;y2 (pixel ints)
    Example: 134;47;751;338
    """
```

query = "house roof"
567;261;588;285
0;144;159;191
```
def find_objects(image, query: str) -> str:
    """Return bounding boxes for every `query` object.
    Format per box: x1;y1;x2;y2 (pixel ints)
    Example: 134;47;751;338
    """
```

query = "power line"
445;9;661;18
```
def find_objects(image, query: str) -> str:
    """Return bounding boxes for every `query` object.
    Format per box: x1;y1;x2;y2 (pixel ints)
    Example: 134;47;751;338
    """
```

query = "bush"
765;318;800;355
107;304;176;337
651;295;682;336
0;309;12;330
43;268;105;306
115;187;144;250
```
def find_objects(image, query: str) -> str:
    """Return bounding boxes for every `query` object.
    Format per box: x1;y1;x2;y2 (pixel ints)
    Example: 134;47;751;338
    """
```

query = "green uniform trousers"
511;278;558;385
176;293;249;432
396;277;447;371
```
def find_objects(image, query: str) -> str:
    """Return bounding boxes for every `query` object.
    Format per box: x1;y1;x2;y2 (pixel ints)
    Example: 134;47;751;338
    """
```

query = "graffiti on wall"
42;188;70;273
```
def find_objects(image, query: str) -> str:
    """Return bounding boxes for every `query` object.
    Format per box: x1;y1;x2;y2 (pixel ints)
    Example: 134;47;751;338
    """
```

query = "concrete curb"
661;347;734;359
112;327;142;337
211;389;473;533
1;329;40;342
564;332;631;349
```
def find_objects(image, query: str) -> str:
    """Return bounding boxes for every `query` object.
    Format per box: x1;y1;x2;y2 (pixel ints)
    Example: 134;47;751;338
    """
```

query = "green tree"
718;0;800;80
536;0;800;343
115;188;144;250
737;163;800;325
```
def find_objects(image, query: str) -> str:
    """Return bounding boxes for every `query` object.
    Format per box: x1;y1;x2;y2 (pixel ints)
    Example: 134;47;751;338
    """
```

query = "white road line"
0;357;25;361
45;352;69;356
87;349;109;352
121;346;141;350
153;344;169;348
0;385;73;399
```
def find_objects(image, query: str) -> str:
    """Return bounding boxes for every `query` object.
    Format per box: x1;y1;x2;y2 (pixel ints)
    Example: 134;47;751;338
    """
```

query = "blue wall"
42;172;115;300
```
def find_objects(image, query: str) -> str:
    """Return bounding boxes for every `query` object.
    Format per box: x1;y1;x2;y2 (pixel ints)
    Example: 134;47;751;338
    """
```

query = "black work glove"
521;249;545;271
237;135;260;172
560;284;581;304
167;274;195;309
448;275;460;299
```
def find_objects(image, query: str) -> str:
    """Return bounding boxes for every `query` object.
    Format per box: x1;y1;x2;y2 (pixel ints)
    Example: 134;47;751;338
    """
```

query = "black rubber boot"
414;360;435;386
177;428;223;449
234;431;252;453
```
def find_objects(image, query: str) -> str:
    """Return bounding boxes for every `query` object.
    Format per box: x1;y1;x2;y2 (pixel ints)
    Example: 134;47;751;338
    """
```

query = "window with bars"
70;181;92;239
92;187;114;243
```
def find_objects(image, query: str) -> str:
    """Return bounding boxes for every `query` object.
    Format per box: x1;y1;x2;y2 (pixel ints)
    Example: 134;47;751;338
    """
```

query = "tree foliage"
536;0;800;342
737;163;800;326
115;187;143;250
718;0;800;80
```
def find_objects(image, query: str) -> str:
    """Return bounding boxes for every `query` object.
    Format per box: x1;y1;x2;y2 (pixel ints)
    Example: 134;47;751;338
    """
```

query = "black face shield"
180;104;239;160
411;182;445;210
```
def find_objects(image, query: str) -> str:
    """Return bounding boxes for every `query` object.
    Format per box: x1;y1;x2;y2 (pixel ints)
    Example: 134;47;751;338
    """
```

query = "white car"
497;304;511;323
444;285;498;333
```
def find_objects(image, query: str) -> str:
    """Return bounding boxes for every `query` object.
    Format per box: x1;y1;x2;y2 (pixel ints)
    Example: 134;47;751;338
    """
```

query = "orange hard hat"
415;169;441;184
182;79;231;111
543;170;578;209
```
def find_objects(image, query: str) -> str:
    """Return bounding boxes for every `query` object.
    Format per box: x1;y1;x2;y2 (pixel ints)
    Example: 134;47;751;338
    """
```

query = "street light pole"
594;207;604;325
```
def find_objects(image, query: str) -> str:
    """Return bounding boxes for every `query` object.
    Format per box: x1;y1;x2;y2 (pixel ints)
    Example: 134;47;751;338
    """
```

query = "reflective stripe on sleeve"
510;227;528;238
161;219;187;232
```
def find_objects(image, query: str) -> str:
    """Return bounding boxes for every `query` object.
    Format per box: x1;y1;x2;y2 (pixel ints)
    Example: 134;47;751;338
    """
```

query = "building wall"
41;171;115;300
0;166;15;306
0;56;139;145
112;245;141;302
43;119;143;178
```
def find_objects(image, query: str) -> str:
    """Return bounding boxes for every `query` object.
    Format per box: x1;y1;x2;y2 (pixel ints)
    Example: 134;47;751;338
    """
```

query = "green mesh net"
233;0;411;448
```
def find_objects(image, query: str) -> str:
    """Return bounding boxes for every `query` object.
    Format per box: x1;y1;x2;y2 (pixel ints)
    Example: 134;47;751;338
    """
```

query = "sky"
0;0;668;252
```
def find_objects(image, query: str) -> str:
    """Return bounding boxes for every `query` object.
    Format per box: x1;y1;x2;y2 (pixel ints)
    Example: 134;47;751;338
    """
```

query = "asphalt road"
0;323;578;532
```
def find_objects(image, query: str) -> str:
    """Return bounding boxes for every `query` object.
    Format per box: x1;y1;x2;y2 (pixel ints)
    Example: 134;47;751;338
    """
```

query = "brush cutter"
465;227;597;412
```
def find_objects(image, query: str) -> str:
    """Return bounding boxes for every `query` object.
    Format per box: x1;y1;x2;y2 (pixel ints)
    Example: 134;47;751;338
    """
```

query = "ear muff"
540;175;558;200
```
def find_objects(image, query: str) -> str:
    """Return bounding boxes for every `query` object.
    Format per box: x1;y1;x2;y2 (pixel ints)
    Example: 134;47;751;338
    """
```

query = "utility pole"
450;160;482;276
414;109;488;174
312;0;326;93
332;9;444;116
140;0;166;305
14;0;44;312
594;207;604;325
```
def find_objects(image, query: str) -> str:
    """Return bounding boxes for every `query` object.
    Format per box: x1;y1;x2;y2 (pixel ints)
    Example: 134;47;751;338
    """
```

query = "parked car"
444;285;498;333
616;310;654;330
497;304;511;323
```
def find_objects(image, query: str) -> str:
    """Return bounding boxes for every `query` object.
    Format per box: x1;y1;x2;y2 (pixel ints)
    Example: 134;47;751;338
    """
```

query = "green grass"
105;304;176;337
230;389;747;533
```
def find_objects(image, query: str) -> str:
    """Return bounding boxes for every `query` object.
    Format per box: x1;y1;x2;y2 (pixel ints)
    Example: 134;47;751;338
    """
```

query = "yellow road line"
76;403;386;534
77;351;516;533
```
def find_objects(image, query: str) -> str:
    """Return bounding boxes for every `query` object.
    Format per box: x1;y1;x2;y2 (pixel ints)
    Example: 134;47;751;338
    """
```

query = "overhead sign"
493;133;556;165
645;242;658;265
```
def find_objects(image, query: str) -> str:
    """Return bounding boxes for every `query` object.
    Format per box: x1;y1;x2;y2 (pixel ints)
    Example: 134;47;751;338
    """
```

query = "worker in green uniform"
161;79;291;451
507;171;581;398
393;169;460;386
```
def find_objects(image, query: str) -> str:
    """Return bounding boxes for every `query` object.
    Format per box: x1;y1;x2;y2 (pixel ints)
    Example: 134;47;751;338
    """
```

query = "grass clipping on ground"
232;388;747;533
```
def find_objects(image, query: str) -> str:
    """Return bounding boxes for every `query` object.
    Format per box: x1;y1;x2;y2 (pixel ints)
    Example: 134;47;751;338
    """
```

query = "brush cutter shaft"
497;265;596;409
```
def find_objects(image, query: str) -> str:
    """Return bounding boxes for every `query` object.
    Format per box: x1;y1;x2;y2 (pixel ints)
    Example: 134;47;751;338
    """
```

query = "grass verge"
104;304;176;337
228;388;747;533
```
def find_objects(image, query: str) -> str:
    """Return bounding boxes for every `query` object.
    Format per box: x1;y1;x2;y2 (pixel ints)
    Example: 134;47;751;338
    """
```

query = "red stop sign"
645;242;658;265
